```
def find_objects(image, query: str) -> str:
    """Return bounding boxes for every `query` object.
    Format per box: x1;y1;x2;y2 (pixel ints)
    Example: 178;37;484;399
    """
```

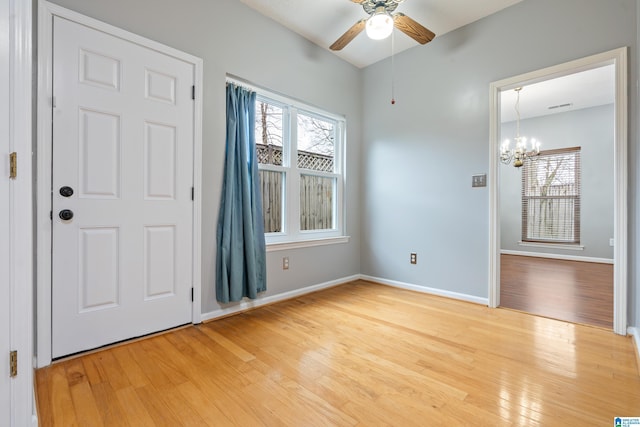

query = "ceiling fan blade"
393;13;435;44
330;19;366;51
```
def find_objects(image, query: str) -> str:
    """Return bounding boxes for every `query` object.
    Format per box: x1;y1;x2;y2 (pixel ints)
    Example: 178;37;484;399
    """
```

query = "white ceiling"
500;65;615;123
236;0;614;119
238;0;524;68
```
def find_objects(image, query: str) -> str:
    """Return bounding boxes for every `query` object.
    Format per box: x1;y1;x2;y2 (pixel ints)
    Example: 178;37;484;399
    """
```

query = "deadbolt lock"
59;186;74;197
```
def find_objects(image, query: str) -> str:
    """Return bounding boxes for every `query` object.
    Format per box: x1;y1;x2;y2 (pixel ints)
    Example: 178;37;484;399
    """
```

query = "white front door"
52;16;194;358
0;0;11;418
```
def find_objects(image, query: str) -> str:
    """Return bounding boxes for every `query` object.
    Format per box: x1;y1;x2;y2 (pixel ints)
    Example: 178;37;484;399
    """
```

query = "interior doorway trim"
5;0;35;423
36;0;204;367
488;47;628;335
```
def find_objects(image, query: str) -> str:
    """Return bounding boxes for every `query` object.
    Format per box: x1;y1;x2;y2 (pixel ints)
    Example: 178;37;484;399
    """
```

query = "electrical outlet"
609;238;614;247
410;253;417;264
283;257;289;270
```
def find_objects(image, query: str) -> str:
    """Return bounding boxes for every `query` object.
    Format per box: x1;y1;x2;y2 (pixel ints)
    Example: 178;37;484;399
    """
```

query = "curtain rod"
225;75;261;94
224;74;346;121
225;74;294;105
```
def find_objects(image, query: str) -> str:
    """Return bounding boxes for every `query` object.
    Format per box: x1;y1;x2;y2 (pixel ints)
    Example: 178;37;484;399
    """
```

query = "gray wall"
500;105;614;259
360;0;638;327
46;0;363;314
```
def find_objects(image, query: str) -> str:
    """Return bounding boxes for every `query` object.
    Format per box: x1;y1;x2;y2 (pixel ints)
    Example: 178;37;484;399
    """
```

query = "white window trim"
266;236;350;252
228;76;347;246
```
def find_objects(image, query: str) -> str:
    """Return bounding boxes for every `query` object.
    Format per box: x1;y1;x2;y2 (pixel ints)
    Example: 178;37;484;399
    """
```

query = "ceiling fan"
330;0;435;51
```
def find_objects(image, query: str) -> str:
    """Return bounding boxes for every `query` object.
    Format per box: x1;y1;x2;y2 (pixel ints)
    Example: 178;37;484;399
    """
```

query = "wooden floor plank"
114;387;156;427
36;280;640;426
49;364;78;427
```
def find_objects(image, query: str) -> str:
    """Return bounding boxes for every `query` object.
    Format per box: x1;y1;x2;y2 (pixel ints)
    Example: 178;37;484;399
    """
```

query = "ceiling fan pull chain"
391;29;396;105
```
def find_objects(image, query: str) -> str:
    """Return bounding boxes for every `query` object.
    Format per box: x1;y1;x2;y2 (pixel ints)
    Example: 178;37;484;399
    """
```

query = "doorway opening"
488;48;628;335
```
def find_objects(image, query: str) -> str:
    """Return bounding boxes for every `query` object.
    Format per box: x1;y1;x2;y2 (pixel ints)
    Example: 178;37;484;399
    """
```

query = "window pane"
300;175;334;230
297;112;335;172
255;101;283;166
259;170;283;233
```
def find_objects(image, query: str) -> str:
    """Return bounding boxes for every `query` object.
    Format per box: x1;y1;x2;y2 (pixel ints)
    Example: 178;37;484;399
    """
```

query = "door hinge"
191;187;194;201
9;350;17;377
191;85;195;100
9;152;17;179
191;287;194;302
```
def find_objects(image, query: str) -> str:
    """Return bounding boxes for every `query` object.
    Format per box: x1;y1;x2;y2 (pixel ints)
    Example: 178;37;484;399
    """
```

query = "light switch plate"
472;174;486;188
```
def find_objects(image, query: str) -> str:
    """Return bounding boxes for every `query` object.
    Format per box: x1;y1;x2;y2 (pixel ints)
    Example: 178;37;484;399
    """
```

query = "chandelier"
500;87;540;167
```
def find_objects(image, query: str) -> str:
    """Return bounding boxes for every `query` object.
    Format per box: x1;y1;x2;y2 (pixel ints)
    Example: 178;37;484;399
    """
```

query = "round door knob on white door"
59;209;74;221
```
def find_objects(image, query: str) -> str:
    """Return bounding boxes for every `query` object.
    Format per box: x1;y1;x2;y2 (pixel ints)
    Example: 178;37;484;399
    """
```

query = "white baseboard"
32;370;38;426
359;275;489;305
501;249;614;264
202;274;488;322
629;326;640;374
201;274;360;322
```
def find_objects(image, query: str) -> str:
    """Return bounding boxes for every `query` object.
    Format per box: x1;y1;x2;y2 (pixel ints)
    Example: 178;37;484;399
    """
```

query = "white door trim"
37;0;203;367
488;47;628;335
7;0;35;424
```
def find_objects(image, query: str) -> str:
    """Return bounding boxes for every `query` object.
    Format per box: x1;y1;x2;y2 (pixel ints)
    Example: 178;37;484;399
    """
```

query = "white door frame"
6;0;35;424
37;0;203;367
488;47;628;335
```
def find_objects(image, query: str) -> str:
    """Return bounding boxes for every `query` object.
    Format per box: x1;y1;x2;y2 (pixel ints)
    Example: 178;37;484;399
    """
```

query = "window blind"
522;147;581;244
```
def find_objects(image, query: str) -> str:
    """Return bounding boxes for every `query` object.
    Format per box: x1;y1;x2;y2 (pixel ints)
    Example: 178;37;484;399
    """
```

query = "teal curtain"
216;84;266;303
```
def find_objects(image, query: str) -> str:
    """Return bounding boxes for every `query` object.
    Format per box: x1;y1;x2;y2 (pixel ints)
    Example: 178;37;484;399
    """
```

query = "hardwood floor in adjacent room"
500;254;613;329
36;280;638;426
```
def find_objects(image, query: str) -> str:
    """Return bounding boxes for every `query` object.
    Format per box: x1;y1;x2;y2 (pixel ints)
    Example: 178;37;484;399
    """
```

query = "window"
522;147;581;244
254;92;344;245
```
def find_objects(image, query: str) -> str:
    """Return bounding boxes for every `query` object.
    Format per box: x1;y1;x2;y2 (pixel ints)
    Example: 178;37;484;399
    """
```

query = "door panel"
78;108;121;198
52;16;194;358
144;225;177;298
79;227;120;312
144;122;177;199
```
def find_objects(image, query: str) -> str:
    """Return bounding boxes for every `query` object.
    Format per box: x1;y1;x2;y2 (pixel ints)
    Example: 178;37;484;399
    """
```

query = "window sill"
518;241;584;251
266;236;350;252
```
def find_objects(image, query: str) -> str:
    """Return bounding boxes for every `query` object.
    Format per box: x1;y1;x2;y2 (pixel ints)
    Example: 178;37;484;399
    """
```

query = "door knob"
59;186;74;197
59;209;74;221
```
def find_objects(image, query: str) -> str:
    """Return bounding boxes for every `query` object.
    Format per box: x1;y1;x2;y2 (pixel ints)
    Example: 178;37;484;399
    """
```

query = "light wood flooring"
36;280;639;426
500;254;613;329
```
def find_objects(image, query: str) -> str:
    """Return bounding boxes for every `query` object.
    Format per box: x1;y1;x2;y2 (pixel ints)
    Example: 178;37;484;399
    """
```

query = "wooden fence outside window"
257;143;334;232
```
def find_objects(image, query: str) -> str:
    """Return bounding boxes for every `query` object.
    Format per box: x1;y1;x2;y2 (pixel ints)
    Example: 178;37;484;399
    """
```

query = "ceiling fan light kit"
366;6;394;40
330;0;435;51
